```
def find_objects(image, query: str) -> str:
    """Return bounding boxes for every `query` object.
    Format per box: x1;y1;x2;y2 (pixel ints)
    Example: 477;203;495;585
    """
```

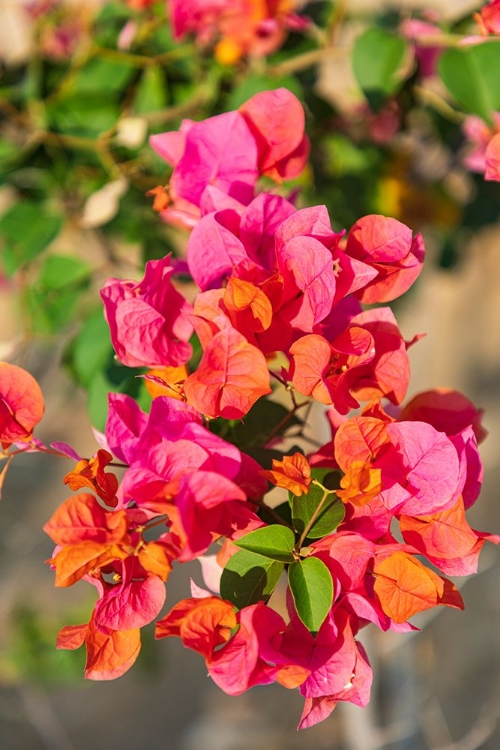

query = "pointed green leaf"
353;28;408;107
220;549;284;609
439;41;500;123
288;557;333;635
0;202;63;275
133;66;169;114
235;525;296;563
291;482;345;540
73;59;135;94
24;255;92;334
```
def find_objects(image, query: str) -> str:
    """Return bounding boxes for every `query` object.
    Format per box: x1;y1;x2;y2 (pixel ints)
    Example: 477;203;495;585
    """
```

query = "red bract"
0;362;44;446
291;308;409;413
93;560;166;631
345;214;425;303
478;0;500;34
239;88;310;180
381;421;463;516
400;498;500;575
298;642;372;729
189;201;375;359
208;603;290;695
183;326;271;418
150;90;308;229
462;113;500;174
373;551;463;623
105;394;267;508
400;19;444;78
168;0;308;62
43;493;128;546
57;618;141;681
156;595;237;659
173;471;260;561
401;388;487;443
101;257;194;368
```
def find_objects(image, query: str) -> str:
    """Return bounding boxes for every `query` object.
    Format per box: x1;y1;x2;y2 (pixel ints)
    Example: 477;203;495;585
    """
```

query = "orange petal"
261;452;312;496
183;327;271;419
57;623;87;650
138;541;174;582
64;450;119;506
85;620;141;680
0;362;44;445
43;493;128;546
51;541;128;587
156;596;237;660
224;278;273;333
336;461;382;506
373;552;443;623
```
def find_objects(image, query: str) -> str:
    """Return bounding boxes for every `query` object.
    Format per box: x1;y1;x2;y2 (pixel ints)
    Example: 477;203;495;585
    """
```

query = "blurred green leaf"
353;28;408;108
73;58;136;94
439;41;500;123
2;605;86;686
0;202;63;275
86;359;150;432
47;93;120;137
70;309;114;388
25;254;91;334
133;65;169;113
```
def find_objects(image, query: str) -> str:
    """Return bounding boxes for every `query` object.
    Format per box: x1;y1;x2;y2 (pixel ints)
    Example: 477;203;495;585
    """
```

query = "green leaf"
38;254;91;290
235;525;296;563
47;93;120;138
24;255;91;334
73;58;136;94
85;358;149;432
291;481;344;540
133;66;169;114
220;549;284;609
439;41;500;123
69;310;114;388
310;468;342;489
352;28;408;108
321;134;375;177
288;557;333;635
0;202;63;275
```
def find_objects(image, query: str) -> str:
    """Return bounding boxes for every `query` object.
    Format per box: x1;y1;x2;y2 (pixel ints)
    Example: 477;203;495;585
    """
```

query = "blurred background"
1;0;500;748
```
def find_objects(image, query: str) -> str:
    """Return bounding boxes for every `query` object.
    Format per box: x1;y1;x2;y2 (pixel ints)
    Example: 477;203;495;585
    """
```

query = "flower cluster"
41;89;497;729
168;0;309;64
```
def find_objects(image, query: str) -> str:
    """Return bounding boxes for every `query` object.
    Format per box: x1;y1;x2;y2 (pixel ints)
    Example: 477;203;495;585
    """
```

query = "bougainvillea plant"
1;85;494;730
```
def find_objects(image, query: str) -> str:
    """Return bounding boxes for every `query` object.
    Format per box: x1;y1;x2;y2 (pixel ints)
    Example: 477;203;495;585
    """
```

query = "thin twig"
267;46;347;77
414;85;466;124
248;497;295;530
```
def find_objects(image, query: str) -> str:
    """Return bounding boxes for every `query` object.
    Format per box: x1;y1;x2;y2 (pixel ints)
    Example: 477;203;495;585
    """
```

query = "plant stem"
414;85;465;124
267;46;347;77
248;497;295;530
265;397;310;446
